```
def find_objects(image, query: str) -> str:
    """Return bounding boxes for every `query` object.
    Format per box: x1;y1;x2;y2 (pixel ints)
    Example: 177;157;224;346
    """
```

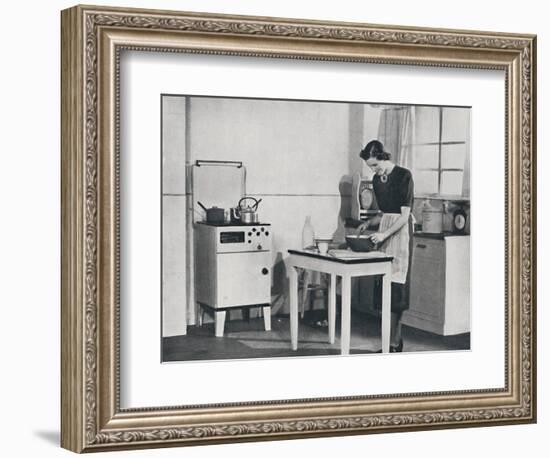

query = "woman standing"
358;140;414;353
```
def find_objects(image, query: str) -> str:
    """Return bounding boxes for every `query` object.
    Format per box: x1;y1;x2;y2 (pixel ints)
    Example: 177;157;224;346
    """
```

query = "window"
411;106;470;197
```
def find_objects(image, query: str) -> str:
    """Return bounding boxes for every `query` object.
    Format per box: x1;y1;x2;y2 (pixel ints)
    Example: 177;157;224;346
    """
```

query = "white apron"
378;213;411;284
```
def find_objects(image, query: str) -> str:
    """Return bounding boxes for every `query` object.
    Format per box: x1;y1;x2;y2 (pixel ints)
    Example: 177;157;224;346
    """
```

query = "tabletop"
288;249;393;264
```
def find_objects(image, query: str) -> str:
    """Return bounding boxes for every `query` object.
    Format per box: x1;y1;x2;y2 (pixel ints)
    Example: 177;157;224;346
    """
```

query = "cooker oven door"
216;251;271;308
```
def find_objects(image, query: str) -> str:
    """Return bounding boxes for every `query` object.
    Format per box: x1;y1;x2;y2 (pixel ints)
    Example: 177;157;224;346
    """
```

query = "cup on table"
317;240;330;255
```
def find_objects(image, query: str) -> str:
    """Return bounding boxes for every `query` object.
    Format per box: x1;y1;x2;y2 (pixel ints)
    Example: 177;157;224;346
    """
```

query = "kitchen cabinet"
402;234;470;336
354;234;470;336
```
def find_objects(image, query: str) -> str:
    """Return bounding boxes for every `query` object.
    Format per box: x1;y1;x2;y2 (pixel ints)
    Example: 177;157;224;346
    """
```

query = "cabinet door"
217;251;272;307
409;240;445;321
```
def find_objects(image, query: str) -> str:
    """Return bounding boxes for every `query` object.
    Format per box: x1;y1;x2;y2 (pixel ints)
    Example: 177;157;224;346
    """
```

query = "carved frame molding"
61;5;536;453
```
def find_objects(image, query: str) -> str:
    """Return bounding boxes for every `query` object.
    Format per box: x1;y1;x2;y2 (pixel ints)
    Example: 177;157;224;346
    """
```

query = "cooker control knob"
257;244;262;250
261;267;269;275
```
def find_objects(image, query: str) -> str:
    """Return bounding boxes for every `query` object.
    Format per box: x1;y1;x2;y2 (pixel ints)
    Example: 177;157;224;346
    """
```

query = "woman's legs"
375;312;403;353
375;280;406;351
390;283;405;348
390;312;403;347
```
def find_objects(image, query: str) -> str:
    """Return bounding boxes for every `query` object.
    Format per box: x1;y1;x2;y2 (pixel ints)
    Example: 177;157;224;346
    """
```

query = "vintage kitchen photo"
161;95;471;362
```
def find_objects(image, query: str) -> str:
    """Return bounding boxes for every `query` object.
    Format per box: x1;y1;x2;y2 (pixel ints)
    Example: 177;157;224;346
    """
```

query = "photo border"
61;4;536;452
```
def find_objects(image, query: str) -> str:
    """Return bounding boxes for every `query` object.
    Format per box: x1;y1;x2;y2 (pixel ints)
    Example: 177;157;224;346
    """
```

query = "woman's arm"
358;214;382;234
369;206;410;244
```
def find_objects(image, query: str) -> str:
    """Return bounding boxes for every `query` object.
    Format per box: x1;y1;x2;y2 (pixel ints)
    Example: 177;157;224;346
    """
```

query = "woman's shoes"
375;339;404;353
390;338;404;353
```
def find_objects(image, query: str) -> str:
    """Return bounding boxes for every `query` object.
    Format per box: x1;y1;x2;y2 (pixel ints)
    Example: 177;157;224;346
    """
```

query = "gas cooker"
195;222;272;252
194;221;273;318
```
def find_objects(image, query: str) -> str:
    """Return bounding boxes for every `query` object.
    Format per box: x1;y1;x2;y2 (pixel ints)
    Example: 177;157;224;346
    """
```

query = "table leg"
197;304;203;327
182;305;187;336
328;273;336;344
214;310;226;338
381;269;391;353
341;274;351;355
300;269;311;319
262;305;271;331
289;265;299;350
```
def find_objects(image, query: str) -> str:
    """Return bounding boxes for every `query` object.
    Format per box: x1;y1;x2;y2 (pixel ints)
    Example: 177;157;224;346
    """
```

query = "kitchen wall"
162;95;382;334
162;97;189;336
189;97;356;241
163;96;472;334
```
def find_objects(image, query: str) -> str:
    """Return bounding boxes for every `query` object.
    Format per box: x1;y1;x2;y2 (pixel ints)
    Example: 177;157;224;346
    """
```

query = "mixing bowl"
345;234;377;252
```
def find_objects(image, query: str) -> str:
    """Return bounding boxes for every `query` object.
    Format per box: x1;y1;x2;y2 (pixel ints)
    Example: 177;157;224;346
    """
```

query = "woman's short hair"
360;140;391;161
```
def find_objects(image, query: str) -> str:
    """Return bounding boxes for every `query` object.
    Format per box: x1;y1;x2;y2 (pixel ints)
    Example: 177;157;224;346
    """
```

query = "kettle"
231;197;262;224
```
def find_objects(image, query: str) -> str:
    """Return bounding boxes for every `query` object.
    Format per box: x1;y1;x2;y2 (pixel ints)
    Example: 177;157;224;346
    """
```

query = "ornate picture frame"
61;4;536;453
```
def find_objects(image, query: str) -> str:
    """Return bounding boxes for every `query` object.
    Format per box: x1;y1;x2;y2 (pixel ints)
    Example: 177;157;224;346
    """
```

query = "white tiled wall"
162;97;188;336
189;97;351;195
162;95;382;333
162;96;187;195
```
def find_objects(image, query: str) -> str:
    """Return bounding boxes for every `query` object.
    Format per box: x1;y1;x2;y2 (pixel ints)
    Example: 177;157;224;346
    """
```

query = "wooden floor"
162;309;470;362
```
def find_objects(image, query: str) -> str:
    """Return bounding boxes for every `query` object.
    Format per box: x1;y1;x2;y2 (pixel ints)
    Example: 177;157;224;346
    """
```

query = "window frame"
412;106;468;197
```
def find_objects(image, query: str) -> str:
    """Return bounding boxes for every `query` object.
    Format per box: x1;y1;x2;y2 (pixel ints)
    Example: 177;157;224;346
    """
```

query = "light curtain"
377;106;415;169
461;141;471;197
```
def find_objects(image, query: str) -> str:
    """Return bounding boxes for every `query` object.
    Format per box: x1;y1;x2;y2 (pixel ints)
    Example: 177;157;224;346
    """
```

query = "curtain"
377;106;415;169
461;140;471;197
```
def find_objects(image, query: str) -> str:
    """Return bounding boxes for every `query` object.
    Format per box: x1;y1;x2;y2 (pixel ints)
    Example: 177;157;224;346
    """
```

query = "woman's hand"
369;232;387;244
357;220;370;234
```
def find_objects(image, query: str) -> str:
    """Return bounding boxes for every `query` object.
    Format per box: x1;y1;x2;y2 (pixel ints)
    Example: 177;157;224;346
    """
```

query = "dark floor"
162;309;470;362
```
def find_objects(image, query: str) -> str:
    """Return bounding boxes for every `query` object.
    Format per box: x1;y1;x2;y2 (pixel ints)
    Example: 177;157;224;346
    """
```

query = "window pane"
441;144;467;169
440;171;464;196
414;106;440;144
441;107;470;142
414;170;439;195
414;144;439;168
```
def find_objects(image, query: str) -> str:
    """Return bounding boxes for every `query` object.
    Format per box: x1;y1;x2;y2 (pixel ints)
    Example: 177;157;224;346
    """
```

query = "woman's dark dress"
372;165;414;316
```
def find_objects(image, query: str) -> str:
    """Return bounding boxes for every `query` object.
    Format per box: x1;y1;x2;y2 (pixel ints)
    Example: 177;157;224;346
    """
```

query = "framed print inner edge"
60;4;536;453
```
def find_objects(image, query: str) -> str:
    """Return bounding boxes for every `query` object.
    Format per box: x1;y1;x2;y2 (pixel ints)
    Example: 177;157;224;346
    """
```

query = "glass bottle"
302;216;315;249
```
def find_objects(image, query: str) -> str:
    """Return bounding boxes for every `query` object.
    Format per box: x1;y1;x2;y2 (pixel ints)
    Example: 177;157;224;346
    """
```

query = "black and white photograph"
161;95;471;362
1;0;544;455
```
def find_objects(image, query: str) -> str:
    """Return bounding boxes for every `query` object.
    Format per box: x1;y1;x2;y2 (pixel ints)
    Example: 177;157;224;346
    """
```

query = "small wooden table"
287;249;393;354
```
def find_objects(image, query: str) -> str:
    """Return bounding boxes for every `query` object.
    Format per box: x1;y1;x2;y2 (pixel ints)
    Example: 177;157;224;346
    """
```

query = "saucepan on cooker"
197;201;225;224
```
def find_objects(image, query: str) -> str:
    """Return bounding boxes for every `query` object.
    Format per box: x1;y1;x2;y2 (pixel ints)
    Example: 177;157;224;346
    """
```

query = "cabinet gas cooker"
194;222;272;337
